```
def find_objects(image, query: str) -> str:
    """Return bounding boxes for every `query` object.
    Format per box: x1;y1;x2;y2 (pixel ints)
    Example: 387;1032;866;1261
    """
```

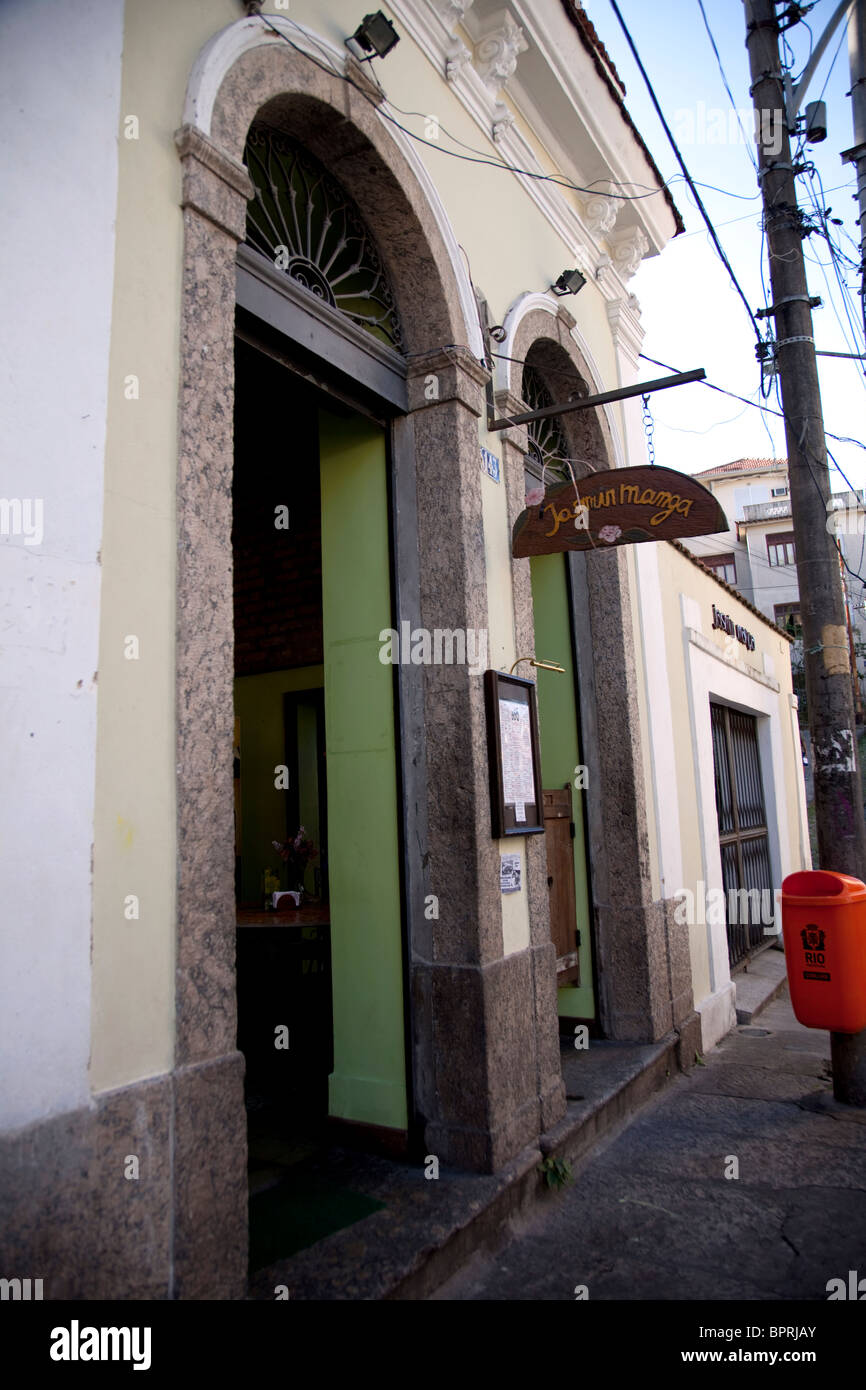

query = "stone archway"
171;18;566;1294
495;303;699;1052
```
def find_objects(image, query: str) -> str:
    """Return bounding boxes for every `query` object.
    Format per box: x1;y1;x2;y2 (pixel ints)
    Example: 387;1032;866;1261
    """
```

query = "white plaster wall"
635;545;683;901
0;0;123;1126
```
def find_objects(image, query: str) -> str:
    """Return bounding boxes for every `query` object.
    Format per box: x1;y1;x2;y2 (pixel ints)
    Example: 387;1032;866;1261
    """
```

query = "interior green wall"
319;408;407;1130
530;554;595;1021
233;665;324;904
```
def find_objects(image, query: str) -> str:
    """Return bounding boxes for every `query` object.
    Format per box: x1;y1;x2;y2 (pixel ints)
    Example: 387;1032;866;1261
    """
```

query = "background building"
682;458;866;718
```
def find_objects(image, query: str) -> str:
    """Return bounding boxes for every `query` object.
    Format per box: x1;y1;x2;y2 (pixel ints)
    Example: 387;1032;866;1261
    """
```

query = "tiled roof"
559;2;685;236
693;458;788;479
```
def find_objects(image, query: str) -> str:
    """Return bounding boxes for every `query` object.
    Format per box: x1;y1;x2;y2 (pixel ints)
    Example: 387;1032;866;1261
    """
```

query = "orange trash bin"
781;870;866;1033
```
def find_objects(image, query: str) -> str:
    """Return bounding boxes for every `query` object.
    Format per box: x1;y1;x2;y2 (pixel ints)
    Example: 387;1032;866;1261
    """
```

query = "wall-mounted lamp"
509;657;566;675
350;12;400;59
551;269;587;297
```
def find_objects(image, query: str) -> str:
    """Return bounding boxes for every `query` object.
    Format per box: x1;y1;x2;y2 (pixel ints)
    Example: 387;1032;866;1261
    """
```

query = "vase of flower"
270;827;318;905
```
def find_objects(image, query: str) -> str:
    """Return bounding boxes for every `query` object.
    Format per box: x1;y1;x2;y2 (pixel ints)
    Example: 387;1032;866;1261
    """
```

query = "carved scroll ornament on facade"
584;190;619;239
474;11;528;93
609;227;650;281
446;38;472;82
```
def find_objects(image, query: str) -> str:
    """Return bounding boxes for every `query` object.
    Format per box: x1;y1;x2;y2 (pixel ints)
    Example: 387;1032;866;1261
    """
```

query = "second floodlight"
351;12;400;59
551;269;587;297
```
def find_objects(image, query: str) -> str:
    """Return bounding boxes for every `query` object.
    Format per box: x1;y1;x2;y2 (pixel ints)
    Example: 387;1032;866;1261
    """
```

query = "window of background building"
701;552;737;585
770;486;788;498
774;601;802;636
767;531;796;566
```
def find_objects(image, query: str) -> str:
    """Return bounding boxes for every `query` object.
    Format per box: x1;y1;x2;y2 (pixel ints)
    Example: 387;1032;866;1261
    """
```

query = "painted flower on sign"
599;524;622;544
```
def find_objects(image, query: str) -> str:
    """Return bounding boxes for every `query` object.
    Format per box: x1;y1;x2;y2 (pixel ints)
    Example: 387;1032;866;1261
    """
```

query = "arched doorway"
496;300;686;1050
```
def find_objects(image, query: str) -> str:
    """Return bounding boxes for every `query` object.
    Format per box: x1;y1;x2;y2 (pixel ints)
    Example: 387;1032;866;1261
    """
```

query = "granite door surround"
495;306;700;1054
173;20;570;1235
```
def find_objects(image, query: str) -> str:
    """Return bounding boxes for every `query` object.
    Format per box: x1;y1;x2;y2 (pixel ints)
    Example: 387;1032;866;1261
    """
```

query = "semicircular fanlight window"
521;363;571;483
244;124;403;352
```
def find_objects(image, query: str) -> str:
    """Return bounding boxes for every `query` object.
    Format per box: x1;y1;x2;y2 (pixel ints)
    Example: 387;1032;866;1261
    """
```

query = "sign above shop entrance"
511;465;728;559
712;604;756;651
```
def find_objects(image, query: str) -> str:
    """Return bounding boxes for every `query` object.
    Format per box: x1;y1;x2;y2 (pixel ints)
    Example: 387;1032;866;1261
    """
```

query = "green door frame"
233;313;420;1149
530;552;598;1027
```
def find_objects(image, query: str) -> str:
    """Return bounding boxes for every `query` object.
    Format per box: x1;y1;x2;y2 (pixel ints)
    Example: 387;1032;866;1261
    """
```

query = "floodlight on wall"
350;12;400;59
551;269;587;297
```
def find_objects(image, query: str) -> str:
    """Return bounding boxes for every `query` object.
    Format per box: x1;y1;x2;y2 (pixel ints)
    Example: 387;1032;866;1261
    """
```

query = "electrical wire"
255;10;775;219
257;9;866;540
696;0;758;172
607;0;764;348
637;353;866;456
800;162;866;364
257;13;678;204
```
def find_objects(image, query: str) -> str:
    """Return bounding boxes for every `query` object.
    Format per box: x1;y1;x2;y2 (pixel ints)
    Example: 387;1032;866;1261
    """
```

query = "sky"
589;0;865;490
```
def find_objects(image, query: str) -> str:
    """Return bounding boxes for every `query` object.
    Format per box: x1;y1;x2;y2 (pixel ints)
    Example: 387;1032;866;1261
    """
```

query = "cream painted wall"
653;543;807;1046
0;0;123;1127
82;1;673;1084
90;0;238;1092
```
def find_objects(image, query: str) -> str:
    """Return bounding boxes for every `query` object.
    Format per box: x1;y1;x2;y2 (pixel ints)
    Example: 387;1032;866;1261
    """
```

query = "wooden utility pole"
744;0;866;1103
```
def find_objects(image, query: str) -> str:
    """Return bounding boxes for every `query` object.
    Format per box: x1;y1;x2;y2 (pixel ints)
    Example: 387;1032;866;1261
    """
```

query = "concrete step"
733;943;788;1024
247;1032;681;1301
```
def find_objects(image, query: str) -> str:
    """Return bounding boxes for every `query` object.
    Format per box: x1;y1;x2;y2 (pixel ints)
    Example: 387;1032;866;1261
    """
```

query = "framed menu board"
484;670;545;837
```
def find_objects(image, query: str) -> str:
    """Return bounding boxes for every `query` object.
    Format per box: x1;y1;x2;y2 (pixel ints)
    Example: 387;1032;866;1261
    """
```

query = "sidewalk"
434;986;866;1301
246;954;791;1300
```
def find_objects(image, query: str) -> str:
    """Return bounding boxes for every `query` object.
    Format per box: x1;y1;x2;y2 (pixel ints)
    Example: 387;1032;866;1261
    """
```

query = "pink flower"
599;524;622;544
526;486;544;507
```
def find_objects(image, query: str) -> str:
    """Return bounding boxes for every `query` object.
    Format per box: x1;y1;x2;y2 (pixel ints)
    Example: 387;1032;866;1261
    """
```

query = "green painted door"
319;409;407;1130
530;553;595;1022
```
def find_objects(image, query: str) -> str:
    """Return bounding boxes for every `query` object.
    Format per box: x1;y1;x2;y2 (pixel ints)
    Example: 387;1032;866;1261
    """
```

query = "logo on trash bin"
800;925;826;960
800;925;825;953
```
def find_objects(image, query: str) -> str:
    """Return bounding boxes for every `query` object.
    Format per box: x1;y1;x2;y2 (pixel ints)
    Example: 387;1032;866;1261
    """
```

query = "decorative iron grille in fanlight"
521;363;571;483
244;124;403;352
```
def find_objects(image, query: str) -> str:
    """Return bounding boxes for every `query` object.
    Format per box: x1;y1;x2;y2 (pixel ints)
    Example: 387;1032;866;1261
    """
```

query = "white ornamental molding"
609;226;649;280
446;37;472;82
432;0;473;29
492;100;515;142
595;251;613;282
474;11;528;94
583;188;619;238
606;295;645;369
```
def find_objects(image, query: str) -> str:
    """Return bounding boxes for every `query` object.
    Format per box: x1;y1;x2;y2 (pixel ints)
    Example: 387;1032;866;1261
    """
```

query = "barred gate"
710;703;774;968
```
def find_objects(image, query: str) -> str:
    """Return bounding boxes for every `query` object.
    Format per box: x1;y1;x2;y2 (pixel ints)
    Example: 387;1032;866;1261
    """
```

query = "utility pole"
744;0;866;1104
842;0;866;336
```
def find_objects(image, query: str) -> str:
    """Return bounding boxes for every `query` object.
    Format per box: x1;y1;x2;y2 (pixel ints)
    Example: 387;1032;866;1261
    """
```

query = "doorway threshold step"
247;1033;680;1301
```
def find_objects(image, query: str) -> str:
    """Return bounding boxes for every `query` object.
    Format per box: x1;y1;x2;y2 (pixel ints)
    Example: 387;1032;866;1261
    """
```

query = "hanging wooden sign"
512;465;728;559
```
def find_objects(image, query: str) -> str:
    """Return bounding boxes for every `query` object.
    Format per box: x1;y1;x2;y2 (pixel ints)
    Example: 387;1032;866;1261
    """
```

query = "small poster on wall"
500;854;522;893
